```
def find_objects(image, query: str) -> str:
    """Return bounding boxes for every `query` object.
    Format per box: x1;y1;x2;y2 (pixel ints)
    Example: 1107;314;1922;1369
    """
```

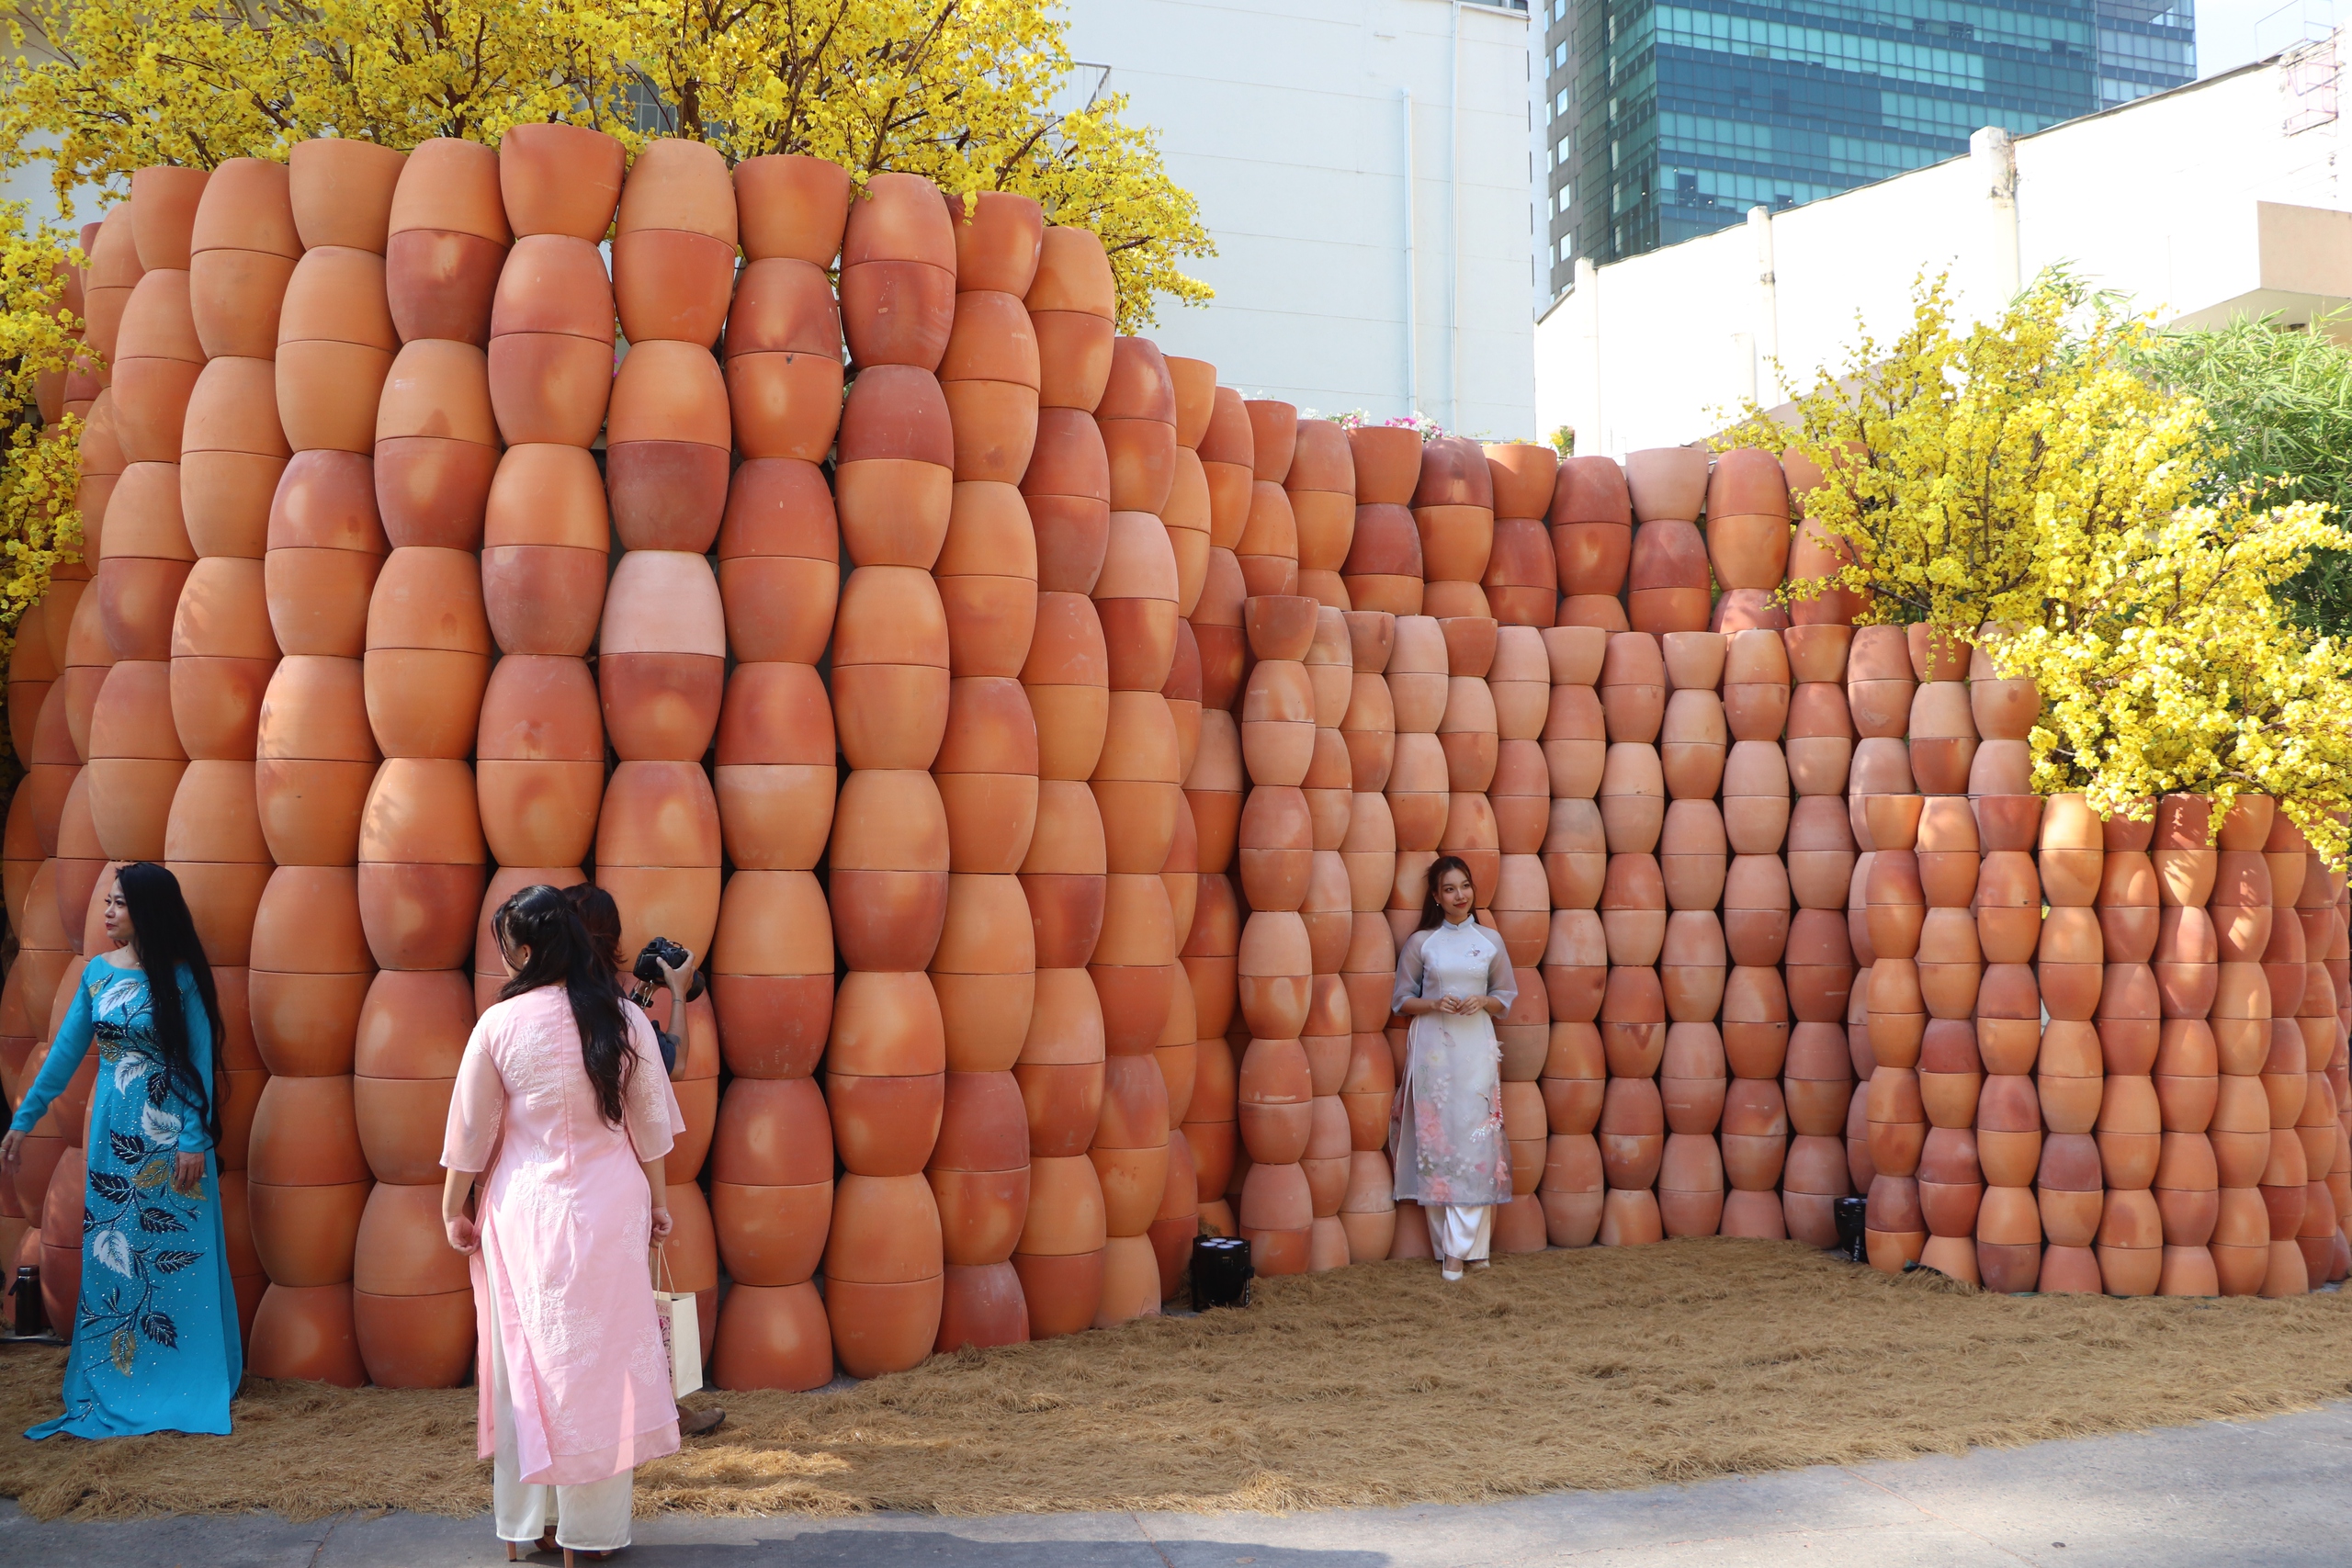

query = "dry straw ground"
7;1238;2352;1523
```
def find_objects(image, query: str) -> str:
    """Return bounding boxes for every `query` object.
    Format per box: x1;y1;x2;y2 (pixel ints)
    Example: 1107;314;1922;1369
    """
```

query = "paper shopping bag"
651;1247;704;1397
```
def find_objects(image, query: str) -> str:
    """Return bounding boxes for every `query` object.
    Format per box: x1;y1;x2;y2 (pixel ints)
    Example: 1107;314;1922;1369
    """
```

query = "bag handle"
651;1241;675;1295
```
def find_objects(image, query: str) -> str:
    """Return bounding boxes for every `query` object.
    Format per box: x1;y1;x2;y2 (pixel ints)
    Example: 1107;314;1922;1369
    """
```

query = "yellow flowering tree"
1995;498;2352;863
0;0;633;200
619;0;1213;328
0;0;1211;326
1720;273;2211;632
0;204;88;770
1720;271;2352;862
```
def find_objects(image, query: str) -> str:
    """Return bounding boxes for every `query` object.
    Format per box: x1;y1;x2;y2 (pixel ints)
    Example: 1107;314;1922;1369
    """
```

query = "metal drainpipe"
1404;85;1419;418
1747;204;1781;409
1450;0;1464;432
1971;127;2021;306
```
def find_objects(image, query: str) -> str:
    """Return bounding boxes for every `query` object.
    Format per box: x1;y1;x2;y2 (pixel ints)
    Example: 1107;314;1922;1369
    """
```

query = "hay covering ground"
7;1238;2352;1523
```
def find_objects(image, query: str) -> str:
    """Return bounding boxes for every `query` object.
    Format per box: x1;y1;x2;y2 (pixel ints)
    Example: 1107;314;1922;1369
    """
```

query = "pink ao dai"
442;987;681;1485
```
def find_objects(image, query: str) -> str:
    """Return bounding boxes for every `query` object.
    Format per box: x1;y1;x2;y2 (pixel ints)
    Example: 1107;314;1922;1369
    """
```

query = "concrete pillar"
1970;128;2021;310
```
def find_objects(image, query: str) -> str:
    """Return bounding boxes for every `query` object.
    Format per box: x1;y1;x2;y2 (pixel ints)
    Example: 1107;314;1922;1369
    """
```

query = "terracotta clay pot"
840;172;956;372
717;459;841;666
599;551;729;762
356;758;488;971
276;245;399;455
254;655;379;867
353;968;470;1184
475;654;604;867
385;138;510;347
170;557;279;761
726;259;846;463
163;762;273;964
708;871;835;1077
822;1174;944;1374
188;159;301;359
828;768;951;972
486;236;615;447
245;1282;366;1386
731;153;854;270
479;444;609;657
614;138;739;350
364;546;492;759
264;450;388;659
713;1280;836;1389
181;356;290;560
499;124;625;242
606;341;732;554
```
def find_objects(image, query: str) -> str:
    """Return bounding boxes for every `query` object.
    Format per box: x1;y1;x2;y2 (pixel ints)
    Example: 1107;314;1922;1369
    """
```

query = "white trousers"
488;1272;634;1551
1432;1203;1495;1263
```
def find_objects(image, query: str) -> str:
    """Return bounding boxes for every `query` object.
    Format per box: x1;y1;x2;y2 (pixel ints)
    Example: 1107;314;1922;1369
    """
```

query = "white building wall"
1066;0;1539;441
1536;40;2352;455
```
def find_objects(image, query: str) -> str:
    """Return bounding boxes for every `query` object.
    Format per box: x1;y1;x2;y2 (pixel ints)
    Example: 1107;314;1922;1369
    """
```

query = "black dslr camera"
633;937;707;1001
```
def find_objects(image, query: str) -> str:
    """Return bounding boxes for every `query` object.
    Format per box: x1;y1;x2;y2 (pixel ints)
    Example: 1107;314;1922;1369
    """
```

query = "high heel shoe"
1440;1256;1464;1281
505;1528;559;1560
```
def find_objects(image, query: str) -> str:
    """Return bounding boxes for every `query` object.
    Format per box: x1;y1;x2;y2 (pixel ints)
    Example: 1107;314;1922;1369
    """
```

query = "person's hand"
0;1130;22;1177
446;1213;481;1255
173;1152;206;1194
649;1204;675;1245
657;950;694;995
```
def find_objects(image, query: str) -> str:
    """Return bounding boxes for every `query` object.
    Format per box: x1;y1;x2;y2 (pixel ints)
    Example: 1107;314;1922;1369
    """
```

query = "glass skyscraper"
1535;0;2194;290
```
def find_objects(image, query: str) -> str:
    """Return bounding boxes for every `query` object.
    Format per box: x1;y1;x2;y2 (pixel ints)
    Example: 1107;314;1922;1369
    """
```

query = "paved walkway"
6;1400;2348;1566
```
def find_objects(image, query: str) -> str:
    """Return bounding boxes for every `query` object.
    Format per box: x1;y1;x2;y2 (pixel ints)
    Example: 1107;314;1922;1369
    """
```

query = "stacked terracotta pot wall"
250;138;406;1385
1176;385;1250;1241
1234;531;1319;1280
1482;449;1555;1255
2149;793;2222;1294
1535;463;1616;1244
2285;820;2348;1284
49;155;2352;1390
1087;337;1182;1313
703;154;848;1389
2328;867;2352;1273
175;159;300;1347
1010;225;1114;1337
339;137;506;1390
1286;426;1359;1271
1696;457;1773;1240
925;188;1041;1356
2095;805;2163;1294
2030;793;2102;1293
1147;358;1212;1296
589;138;731;1366
822;173;956;1375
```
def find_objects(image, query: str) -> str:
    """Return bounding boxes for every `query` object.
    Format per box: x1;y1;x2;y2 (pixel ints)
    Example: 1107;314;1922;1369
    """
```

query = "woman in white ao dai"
1390;855;1517;1280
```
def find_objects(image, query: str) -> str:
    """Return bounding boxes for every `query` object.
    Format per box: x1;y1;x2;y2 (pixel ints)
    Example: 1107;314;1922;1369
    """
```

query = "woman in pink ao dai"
442;885;680;1562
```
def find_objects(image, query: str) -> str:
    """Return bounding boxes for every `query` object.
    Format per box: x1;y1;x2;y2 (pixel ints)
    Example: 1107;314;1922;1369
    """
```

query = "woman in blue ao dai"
0;863;240;1438
1390;854;1517;1281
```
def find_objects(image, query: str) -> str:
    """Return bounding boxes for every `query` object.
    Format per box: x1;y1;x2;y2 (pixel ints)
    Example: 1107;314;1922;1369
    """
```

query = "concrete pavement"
6;1400;2349;1565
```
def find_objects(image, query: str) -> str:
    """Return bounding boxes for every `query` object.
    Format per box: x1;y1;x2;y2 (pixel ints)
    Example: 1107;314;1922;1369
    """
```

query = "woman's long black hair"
495;884;633;1126
115;863;226;1151
1417;854;1477;932
561;883;628;989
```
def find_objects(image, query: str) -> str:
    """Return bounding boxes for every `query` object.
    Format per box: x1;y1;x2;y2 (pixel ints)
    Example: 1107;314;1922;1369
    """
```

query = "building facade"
1065;0;1539;441
1536;0;2193;295
1533;38;2349;454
